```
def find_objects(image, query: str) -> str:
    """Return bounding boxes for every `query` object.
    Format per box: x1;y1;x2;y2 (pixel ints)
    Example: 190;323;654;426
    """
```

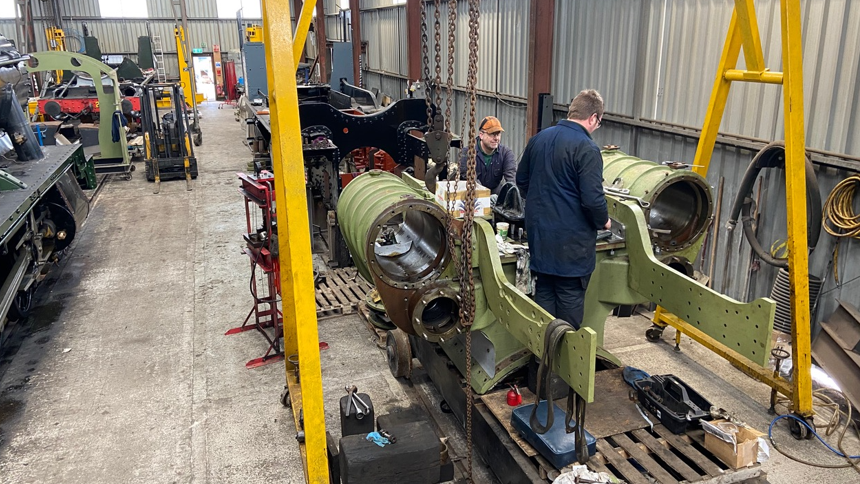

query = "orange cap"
479;116;504;134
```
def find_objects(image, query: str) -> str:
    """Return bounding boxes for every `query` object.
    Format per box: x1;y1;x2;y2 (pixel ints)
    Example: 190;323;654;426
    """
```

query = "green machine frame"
29;51;130;173
337;150;777;406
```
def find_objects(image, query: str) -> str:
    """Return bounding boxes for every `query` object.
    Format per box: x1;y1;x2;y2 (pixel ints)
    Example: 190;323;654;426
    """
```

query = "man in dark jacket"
515;89;610;329
458;116;517;195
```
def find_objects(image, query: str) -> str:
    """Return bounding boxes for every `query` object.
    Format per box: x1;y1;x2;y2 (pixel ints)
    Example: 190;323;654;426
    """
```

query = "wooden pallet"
588;424;762;484
315;268;374;320
356;301;397;349
483;381;763;483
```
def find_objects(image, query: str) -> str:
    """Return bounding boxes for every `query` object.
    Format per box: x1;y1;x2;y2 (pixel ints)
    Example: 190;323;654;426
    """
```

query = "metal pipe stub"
410;285;462;343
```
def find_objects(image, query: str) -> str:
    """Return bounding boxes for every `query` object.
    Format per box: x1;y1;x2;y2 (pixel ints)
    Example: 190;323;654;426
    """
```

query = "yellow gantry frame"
45;27;66;81
653;0;813;417
174;26;205;106
262;0;328;482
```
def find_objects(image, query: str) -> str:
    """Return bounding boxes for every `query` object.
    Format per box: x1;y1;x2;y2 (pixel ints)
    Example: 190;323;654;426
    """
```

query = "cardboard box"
434;181;492;218
703;420;763;469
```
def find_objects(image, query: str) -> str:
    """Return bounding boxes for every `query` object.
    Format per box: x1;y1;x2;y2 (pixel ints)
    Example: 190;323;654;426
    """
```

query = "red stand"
226;171;284;368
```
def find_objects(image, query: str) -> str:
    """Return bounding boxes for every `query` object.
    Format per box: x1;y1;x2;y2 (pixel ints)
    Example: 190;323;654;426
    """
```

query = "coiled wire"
822;174;860;283
823;175;860;239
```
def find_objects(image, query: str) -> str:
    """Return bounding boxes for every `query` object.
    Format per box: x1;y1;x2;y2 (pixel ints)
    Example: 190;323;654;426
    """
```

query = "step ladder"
152;35;167;82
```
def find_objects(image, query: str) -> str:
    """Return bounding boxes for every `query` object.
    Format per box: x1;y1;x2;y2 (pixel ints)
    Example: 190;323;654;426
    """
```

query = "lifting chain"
461;0;481;481
433;0;443;112
423;0;480;481
444;0;456;134
444;0;459;292
423;0;453;177
421;1;432;127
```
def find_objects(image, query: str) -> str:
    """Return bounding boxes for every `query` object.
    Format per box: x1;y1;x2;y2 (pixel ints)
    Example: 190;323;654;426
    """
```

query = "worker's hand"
604;219;611;230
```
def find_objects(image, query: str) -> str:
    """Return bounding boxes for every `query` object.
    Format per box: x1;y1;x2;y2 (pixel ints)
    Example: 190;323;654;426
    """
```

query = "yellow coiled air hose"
822;174;860;282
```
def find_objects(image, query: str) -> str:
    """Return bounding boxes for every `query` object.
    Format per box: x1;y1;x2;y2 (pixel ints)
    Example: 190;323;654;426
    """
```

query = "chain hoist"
444;0;459;300
422;0;481;480
422;0;454;186
421;1;431;127
461;0;481;481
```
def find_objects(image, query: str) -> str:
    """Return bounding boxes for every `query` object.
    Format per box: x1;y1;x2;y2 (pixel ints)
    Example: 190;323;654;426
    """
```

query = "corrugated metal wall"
325;0;347;41
418;0;528;97
326;12;349;41
360;0;859;323
360;0;407;8
30;0;100;18
639;0;860;156
360;6;405;75
4;0;331;79
26;0;225;19
0;20;18;46
552;0;643;116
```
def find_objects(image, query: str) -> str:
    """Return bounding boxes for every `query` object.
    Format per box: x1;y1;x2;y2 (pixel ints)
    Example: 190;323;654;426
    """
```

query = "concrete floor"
1;104;858;483
603;316;860;483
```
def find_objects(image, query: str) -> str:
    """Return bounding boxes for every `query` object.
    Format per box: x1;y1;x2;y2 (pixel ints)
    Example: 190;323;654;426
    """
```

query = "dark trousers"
533;272;591;329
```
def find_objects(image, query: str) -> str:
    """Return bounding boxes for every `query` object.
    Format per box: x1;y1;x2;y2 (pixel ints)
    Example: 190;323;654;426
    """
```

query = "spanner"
345;386;361;419
346;385;366;419
635;403;654;431
353;394;370;413
604;187;651;209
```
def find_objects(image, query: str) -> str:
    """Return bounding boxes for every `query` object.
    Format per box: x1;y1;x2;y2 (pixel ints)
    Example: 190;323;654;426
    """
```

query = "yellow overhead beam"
724;69;783;84
261;0;329;481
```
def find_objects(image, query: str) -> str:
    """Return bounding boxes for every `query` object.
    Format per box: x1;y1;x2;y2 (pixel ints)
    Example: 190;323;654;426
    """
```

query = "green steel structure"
337;150;777;404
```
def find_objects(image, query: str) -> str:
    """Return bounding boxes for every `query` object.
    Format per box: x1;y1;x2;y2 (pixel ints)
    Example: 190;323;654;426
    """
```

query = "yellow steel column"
734;0;765;71
293;0;318;69
691;10;743;176
262;0;329;481
780;0;813;417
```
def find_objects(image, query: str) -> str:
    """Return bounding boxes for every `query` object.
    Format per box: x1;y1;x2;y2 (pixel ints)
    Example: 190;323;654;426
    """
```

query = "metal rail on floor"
261;0;328;482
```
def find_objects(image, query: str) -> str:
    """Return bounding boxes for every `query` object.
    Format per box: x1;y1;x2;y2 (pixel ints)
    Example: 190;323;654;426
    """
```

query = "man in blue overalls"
515;90;611;329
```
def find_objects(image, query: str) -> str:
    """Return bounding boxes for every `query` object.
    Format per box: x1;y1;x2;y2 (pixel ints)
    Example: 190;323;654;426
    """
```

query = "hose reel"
727;141;822;269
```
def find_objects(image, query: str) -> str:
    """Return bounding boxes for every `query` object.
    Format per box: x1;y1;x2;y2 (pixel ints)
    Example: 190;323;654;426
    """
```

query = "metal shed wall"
360;0;860;325
9;0;859;323
360;6;406;75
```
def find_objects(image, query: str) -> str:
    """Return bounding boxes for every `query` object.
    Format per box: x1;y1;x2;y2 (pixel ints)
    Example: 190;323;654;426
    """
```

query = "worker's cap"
479;116;505;134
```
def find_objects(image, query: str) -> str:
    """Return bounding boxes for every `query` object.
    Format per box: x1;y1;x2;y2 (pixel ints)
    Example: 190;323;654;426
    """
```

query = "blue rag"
111;111;127;143
365;432;390;447
622;366;651;389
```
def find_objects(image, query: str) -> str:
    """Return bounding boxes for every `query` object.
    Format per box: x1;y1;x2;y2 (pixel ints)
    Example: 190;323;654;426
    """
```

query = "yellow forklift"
141;83;198;193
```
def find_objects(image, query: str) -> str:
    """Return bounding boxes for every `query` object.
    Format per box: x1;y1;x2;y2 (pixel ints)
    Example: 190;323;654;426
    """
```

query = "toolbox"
634;374;712;434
